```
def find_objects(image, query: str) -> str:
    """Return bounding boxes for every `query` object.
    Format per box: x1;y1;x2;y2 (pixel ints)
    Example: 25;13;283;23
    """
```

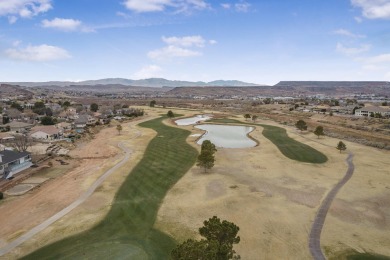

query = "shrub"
0;192;3;200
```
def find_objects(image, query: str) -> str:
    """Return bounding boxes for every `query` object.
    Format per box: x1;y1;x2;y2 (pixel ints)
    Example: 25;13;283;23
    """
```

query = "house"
4;121;33;133
355;106;390;117
0;133;15;143
0;150;32;179
74;115;89;133
313;105;331;114
30;126;62;140
56;122;72;131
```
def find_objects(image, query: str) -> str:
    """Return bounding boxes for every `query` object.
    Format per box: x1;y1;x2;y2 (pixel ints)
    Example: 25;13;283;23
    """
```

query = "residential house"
4;121;33;133
0;150;32;179
74;115;89;133
330;105;356;115
0;133;15;143
313;105;331;114
30;126;62;140
355;106;390;117
56;122;72;132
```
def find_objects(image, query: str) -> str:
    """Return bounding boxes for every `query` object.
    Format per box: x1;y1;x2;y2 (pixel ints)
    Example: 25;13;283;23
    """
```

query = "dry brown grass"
156;116;390;259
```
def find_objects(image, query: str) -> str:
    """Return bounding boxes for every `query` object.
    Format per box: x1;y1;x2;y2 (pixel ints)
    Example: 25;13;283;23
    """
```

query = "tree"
197;140;217;173
197;150;215;173
11;102;23;112
45;107;53;116
314;126;324;139
382;101;388;106
352;106;359;115
62;101;71;107
295;120;307;131
150;100;156;107
0;191;3;200
167;110;174;118
263;98;272;104
171;216;240;260
336;141;347;153
2;116;10;125
201;140;217;154
116;124;122;135
11;135;32;152
244;114;251;121
252;115;258;122
41;116;55;125
90;103;99;112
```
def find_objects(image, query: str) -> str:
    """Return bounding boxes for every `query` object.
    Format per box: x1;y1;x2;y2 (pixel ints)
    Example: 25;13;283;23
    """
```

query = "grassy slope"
208;118;327;164
21;117;198;260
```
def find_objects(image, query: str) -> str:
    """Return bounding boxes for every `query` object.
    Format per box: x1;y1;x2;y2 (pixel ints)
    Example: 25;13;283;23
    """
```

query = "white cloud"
147;35;215;60
221;3;231;9
7;16;17;24
133;65;163;79
0;0;52;22
162;35;205;47
235;1;250;12
363;53;390;64
5;44;71;61
123;0;209;13
336;42;371;56
333;29;365;38
42;18;82;31
351;0;390;19
362;64;383;71
354;16;363;23
148;45;201;60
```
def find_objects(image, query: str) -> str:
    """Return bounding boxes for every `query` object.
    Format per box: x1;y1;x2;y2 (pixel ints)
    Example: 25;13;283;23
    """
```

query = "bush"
0;192;3;200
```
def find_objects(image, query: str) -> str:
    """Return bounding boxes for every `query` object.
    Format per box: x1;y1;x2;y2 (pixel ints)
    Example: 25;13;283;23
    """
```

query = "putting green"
21;117;198;259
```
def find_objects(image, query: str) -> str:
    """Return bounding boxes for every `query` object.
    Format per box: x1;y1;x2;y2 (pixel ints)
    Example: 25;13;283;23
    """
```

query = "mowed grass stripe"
207;118;327;164
22;117;198;260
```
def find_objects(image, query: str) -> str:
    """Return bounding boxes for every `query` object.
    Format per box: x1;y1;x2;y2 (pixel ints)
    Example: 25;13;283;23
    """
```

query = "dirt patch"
5;184;36;196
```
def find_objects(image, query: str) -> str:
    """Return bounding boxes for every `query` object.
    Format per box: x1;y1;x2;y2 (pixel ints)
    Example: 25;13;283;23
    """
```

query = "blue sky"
0;0;390;85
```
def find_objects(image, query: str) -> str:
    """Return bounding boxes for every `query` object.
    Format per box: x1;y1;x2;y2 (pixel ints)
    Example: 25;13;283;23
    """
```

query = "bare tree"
11;134;33;152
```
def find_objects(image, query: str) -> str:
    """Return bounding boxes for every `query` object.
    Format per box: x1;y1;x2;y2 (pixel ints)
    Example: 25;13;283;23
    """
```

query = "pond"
175;115;212;126
195;124;257;148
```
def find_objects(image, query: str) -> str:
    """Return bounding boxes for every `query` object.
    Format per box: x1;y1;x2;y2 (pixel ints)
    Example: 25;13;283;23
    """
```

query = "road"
308;153;355;260
0;128;141;257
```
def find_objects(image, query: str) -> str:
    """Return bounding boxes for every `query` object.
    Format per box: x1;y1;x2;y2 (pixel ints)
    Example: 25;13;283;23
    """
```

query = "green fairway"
21;117;198;260
207;118;327;164
346;253;390;260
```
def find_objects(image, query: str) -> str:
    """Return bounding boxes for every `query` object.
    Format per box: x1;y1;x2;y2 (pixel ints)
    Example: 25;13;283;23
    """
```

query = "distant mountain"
3;78;259;88
274;81;390;88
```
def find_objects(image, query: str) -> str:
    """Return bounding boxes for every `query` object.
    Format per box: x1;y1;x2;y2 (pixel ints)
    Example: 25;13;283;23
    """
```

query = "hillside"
275;81;390;88
0;84;34;98
167;82;390;97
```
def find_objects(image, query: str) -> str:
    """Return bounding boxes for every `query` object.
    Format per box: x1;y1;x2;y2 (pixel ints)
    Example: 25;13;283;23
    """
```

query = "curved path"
309;153;355;260
0;129;141;257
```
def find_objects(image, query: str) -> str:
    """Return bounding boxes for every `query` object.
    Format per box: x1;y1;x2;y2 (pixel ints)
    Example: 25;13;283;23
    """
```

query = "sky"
0;0;390;85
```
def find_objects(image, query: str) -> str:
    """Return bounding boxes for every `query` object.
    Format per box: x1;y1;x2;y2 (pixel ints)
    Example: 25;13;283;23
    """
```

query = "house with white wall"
30;126;62;140
355;106;390;117
0;150;32;179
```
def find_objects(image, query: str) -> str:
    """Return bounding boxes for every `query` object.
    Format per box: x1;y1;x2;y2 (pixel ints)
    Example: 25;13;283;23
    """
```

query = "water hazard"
195;124;256;148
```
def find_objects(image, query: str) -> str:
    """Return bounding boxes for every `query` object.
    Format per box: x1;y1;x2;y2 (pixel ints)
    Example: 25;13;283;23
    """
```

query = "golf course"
21;117;198;259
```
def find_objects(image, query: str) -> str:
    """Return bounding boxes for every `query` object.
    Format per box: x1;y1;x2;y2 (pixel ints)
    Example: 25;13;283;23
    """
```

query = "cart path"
0;129;141;257
309;153;355;260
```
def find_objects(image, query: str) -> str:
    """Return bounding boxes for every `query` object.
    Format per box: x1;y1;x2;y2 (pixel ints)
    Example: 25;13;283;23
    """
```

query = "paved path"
0;129;141;257
308;153;355;260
